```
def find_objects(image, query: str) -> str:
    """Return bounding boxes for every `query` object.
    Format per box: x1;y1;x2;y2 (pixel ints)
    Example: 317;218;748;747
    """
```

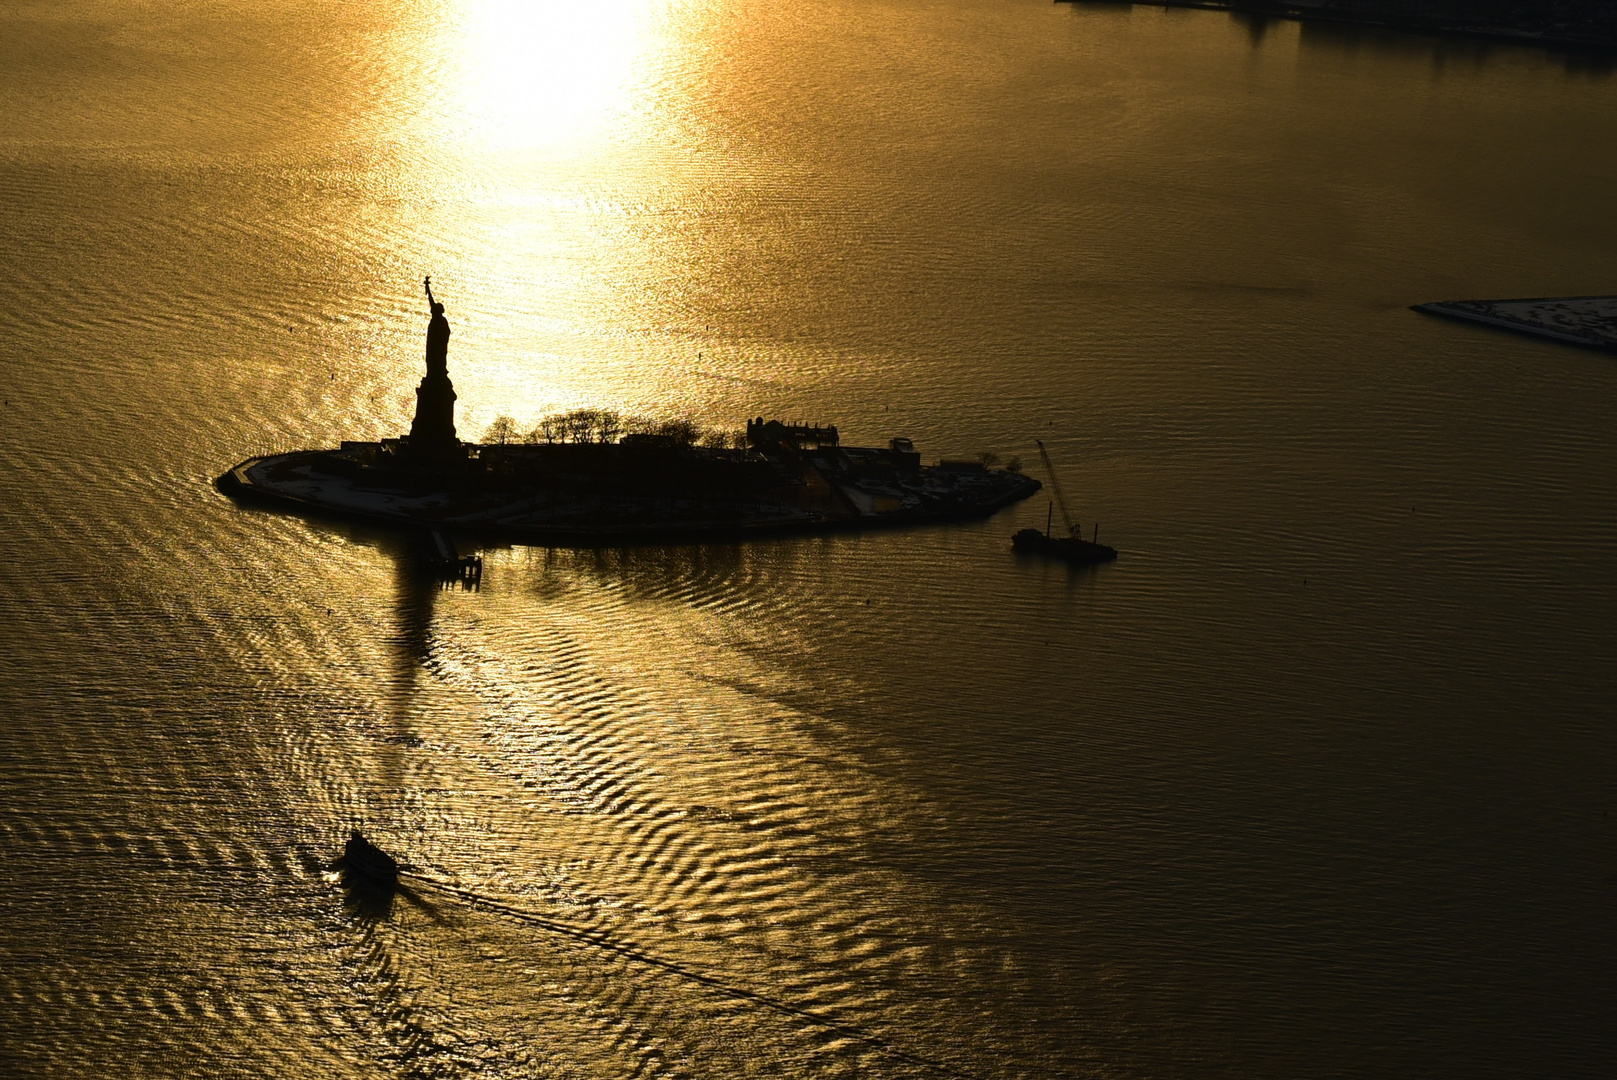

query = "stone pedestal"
407;371;459;458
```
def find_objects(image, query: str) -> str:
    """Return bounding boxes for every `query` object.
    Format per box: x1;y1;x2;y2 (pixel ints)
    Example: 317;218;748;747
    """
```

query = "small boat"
334;831;399;887
1013;527;1117;563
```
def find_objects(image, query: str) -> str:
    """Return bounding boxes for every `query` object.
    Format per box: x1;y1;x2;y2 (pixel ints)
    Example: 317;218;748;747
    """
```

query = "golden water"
3;1;1615;1076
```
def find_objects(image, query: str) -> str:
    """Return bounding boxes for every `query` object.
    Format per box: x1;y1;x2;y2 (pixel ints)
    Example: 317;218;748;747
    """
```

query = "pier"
426;529;482;586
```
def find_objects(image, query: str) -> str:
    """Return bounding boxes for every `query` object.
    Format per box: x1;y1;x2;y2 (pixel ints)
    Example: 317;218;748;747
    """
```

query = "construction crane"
1014;440;1116;562
1034;439;1078;539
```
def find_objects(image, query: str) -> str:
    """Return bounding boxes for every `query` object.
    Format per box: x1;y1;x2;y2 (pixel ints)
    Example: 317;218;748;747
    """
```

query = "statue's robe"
409;313;457;449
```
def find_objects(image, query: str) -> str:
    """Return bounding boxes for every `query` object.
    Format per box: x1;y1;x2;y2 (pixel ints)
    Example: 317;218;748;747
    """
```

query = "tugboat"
1013;440;1117;564
333;830;400;888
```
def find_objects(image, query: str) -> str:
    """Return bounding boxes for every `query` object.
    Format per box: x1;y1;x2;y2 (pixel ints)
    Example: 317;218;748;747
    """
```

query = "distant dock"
1413;295;1617;353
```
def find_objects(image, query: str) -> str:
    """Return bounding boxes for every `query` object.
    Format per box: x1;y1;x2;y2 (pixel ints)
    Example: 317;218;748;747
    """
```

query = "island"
1413;295;1617;352
216;283;1039;545
1059;1;1617;52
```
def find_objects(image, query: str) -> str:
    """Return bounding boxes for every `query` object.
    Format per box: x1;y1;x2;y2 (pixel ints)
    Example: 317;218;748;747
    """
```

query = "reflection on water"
3;1;1617;1077
1230;10;1273;46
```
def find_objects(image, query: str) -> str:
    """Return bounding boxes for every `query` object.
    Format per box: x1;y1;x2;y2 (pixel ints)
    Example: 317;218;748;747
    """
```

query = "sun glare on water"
379;0;711;432
448;0;671;154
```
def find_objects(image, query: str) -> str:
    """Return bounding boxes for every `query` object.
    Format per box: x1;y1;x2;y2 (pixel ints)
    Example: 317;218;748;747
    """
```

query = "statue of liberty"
408;276;458;451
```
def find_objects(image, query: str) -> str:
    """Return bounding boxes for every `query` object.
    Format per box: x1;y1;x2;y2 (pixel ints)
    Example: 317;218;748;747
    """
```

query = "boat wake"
395;870;992;1080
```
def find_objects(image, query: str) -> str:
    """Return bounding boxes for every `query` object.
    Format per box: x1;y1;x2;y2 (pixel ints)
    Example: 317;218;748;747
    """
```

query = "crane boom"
1034;439;1078;539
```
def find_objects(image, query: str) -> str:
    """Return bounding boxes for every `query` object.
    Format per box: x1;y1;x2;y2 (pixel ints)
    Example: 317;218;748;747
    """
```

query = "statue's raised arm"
424;276;437;311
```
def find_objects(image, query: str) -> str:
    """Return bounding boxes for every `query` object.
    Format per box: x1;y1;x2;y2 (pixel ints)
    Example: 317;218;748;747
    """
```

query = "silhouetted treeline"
483;409;746;450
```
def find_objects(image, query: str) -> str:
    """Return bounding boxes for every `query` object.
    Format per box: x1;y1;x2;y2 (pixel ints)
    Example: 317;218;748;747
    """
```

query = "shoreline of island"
216;430;1042;548
1058;1;1617;53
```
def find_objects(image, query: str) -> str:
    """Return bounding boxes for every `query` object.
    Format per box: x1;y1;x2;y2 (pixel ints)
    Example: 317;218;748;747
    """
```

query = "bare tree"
559;409;595;444
484;415;518;445
657;419;702;447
